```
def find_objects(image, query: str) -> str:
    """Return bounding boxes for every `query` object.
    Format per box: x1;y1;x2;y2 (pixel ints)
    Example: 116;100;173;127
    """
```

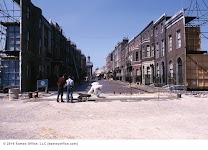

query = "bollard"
45;87;48;93
28;92;33;98
34;91;38;98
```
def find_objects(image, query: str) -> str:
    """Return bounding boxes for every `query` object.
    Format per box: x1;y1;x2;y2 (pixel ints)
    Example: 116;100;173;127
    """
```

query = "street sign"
37;79;48;88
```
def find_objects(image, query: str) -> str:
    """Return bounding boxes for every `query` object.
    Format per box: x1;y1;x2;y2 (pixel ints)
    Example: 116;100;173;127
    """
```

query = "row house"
106;52;114;78
131;34;141;83
165;10;187;86
154;14;171;86
140;21;154;85
126;37;134;82
0;0;87;92
106;9;208;90
113;38;128;81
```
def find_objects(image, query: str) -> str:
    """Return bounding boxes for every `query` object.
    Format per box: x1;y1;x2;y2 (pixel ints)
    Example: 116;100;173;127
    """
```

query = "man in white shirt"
66;76;74;103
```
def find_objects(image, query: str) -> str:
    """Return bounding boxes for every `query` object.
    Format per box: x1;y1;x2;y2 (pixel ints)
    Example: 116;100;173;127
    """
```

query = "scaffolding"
0;0;20;52
185;0;208;51
184;0;208;90
0;0;20;92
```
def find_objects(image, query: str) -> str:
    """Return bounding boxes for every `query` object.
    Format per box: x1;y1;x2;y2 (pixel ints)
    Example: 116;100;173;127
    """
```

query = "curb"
20;93;177;102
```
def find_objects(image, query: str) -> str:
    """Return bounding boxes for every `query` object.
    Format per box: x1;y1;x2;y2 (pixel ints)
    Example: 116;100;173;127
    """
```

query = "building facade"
154;14;171;86
140;21;154;85
106;9;208;90
86;56;93;81
0;0;88;92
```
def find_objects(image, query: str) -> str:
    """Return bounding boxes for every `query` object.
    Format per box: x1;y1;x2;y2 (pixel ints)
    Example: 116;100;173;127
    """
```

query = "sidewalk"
114;80;170;93
18;91;177;103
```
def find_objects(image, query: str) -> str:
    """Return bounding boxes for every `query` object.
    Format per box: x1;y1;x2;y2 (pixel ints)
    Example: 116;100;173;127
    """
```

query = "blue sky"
31;0;207;69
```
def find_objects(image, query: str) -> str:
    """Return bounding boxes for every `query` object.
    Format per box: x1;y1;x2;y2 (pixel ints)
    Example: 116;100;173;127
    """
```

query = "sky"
21;0;208;69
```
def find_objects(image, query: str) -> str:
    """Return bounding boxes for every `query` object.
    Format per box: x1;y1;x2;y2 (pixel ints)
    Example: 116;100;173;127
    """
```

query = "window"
156;42;159;58
147;67;150;75
27;31;30;50
151;28;153;36
156;64;159;77
26;31;29;41
147;45;150;57
39;39;41;55
169;61;173;78
39;65;42;77
136;52;139;61
161;23;163;33
27;65;29;77
168;35;172;51
110;53;113;61
39;18;42;28
161;62;165;80
151;43;154;57
27;8;29;18
44;26;49;51
6;26;20;51
136;69;139;76
161;39;165;57
155;27;158;37
142;46;145;58
176;30;181;49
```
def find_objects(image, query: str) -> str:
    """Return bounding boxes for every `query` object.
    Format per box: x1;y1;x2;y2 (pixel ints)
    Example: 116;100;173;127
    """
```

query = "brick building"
131;34;142;84
113;38;129;81
106;52;114;79
0;0;88;92
140;21;154;85
106;9;208;90
154;14;171;86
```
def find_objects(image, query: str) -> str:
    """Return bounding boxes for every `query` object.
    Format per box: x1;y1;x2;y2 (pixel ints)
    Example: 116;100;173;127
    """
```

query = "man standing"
57;74;67;102
66;76;74;103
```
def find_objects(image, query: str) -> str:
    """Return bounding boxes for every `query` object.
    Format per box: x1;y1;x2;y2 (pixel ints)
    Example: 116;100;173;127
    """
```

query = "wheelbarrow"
77;92;91;102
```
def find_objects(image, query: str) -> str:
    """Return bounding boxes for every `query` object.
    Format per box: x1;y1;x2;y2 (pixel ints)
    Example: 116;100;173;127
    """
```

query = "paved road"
73;80;144;94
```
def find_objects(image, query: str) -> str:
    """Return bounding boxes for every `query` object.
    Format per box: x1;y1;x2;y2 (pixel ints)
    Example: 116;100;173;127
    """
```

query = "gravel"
0;94;208;140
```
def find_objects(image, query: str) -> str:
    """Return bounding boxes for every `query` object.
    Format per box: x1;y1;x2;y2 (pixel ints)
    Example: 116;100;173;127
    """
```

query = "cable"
3;0;9;22
0;2;7;22
201;33;208;39
187;0;193;16
202;0;208;9
0;0;20;23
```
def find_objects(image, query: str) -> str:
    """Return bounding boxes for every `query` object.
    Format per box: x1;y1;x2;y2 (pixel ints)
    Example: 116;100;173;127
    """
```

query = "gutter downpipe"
183;11;187;90
19;0;22;92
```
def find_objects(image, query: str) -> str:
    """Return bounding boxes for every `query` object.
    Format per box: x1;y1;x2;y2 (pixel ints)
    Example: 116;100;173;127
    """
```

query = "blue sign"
37;79;48;88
